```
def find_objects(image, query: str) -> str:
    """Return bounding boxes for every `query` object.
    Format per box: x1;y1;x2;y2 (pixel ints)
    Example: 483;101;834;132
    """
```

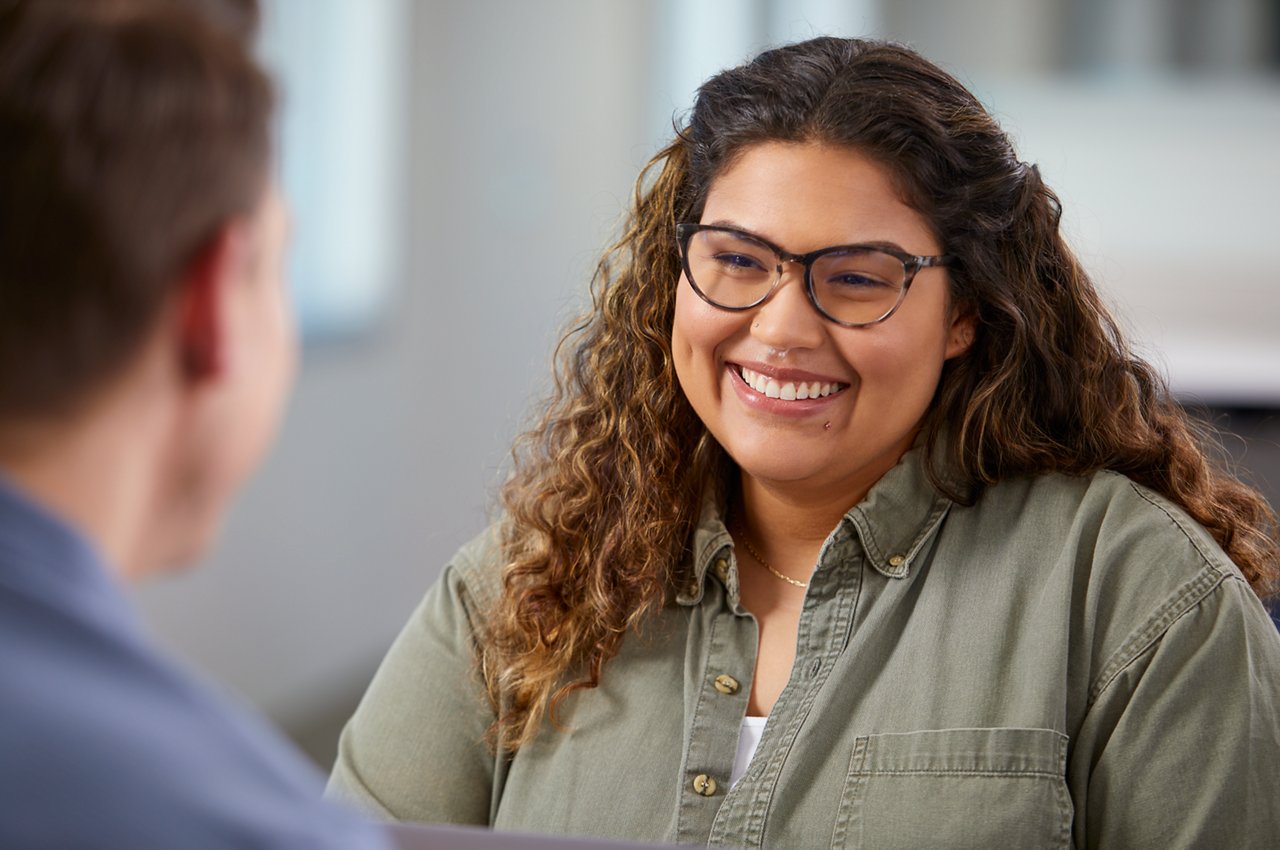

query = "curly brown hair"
483;37;1280;752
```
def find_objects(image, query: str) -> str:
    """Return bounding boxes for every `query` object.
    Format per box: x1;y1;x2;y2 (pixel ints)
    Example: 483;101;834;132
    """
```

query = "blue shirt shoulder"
0;475;389;850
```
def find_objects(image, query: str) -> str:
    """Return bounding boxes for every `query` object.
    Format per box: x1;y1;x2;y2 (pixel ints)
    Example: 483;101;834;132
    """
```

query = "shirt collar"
0;471;126;619
677;444;953;606
678;493;735;606
842;443;953;578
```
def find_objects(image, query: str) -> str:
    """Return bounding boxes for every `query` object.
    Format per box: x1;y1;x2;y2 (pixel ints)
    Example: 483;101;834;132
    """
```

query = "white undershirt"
731;716;768;786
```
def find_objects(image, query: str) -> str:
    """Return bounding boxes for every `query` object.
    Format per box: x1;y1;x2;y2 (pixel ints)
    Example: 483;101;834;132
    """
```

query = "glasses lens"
683;228;777;308
810;249;907;325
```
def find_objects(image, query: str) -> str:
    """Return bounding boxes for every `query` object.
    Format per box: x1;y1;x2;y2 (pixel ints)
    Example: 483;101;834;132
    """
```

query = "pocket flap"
856;727;1068;777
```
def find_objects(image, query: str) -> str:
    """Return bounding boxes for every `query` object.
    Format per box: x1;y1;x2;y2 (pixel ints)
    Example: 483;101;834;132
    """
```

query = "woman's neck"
732;428;918;575
738;477;850;550
731;474;864;585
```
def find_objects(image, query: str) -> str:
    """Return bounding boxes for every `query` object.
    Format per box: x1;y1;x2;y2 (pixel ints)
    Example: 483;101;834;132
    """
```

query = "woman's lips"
726;362;850;414
738;365;846;400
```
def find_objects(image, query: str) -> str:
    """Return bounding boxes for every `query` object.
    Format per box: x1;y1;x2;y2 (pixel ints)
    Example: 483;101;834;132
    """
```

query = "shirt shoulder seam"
1087;568;1229;708
1086;483;1238;707
1123;478;1235;578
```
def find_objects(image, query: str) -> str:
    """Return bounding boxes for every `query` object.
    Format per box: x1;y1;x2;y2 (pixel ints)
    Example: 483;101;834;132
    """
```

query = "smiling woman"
328;37;1280;848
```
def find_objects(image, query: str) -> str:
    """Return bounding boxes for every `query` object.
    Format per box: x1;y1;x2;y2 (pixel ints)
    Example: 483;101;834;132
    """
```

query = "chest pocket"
831;727;1072;850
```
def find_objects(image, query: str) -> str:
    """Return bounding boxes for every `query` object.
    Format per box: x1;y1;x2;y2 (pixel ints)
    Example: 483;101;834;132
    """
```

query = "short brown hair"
0;0;273;416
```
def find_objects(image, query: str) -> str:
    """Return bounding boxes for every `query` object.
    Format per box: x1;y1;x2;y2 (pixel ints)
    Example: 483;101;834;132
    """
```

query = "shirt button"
887;553;906;568
692;774;718;796
713;674;740;695
713;557;729;581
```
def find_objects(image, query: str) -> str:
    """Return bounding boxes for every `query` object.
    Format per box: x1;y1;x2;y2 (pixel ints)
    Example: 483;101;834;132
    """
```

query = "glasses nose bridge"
769;248;811;290
754;248;821;325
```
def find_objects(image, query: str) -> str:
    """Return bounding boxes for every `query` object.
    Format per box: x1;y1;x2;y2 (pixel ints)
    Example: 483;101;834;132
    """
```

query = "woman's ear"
945;310;976;360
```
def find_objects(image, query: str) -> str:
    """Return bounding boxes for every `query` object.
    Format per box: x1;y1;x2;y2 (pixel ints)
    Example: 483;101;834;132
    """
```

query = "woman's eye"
828;272;891;288
713;252;767;272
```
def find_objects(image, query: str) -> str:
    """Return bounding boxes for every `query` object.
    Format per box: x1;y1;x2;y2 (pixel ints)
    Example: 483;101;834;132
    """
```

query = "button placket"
709;532;864;848
674;559;756;845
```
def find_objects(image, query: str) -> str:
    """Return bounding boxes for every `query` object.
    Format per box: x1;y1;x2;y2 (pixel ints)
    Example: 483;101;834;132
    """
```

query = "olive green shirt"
328;449;1280;848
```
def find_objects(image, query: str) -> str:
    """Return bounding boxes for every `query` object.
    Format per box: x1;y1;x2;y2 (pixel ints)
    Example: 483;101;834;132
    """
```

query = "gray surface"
387;822;689;850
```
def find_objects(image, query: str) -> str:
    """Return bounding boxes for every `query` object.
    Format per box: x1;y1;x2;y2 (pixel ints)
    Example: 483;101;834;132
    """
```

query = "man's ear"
176;223;242;381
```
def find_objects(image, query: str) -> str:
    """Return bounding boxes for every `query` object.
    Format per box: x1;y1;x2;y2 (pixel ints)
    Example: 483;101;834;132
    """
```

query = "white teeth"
739;367;843;401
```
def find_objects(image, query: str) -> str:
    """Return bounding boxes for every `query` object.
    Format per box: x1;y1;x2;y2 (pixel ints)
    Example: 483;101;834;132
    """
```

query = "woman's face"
671;141;972;506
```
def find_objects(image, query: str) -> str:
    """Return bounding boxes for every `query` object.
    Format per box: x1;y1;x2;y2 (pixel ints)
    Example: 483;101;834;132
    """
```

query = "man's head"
0;0;274;415
0;0;296;575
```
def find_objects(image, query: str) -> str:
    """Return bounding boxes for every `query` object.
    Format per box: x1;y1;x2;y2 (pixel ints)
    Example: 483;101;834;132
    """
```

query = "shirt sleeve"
326;544;500;825
1071;573;1280;848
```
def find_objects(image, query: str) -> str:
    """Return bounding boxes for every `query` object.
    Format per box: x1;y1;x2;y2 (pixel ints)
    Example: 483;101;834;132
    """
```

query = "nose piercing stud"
824;422;831;431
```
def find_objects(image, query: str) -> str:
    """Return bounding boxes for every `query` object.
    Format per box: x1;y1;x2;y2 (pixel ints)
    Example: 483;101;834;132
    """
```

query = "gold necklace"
737;527;809;589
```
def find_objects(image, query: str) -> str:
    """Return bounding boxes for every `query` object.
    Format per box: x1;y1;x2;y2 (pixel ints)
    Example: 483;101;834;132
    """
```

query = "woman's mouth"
737;365;848;401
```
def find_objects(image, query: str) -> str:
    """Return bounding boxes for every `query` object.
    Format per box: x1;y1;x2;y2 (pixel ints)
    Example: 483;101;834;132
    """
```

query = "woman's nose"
748;265;825;350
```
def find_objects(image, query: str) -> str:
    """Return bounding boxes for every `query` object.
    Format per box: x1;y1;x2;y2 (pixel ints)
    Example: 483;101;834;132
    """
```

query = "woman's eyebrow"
702;219;911;255
850;239;911;254
702;218;771;241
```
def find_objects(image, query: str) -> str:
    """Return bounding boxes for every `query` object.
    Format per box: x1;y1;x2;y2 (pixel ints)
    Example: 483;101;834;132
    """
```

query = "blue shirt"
0;474;391;850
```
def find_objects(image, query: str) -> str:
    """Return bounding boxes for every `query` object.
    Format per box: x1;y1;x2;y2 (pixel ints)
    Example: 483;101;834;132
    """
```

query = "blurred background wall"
130;0;1280;768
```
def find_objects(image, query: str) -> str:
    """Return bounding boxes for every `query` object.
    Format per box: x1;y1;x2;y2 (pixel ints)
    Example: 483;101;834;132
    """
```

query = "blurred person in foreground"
329;37;1280;848
0;1;394;847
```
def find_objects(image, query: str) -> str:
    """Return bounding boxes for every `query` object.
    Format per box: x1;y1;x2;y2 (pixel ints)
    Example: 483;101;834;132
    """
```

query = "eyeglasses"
675;223;955;328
